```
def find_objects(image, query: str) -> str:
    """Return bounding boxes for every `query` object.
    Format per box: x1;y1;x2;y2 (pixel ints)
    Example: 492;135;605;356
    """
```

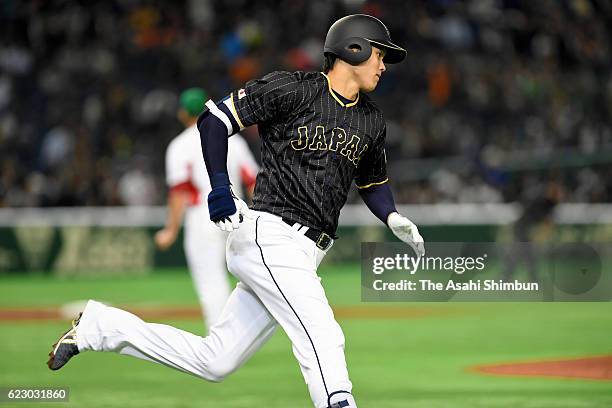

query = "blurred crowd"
1;0;611;207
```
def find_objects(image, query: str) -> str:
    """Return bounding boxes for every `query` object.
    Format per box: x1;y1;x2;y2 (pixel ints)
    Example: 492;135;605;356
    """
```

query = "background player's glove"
388;212;425;257
208;173;247;232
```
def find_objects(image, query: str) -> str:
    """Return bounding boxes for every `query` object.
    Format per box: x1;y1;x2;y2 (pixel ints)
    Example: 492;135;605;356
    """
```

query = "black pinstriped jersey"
226;71;388;235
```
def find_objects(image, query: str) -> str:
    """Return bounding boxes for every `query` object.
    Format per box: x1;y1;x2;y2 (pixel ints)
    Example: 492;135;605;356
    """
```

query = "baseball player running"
154;87;258;332
47;15;425;408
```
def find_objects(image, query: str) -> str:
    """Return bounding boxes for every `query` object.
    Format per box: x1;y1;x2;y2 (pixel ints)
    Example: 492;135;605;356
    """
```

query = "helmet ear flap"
339;37;372;65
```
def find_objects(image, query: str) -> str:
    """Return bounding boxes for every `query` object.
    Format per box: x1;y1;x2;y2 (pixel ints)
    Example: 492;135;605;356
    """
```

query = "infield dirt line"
0;305;458;322
470;355;612;381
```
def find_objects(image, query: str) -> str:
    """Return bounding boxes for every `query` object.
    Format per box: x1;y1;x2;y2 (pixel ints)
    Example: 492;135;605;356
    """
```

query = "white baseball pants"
75;210;355;408
184;206;231;332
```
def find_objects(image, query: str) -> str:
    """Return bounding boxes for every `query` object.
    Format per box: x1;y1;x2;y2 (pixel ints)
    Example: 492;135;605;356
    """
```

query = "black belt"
282;218;333;251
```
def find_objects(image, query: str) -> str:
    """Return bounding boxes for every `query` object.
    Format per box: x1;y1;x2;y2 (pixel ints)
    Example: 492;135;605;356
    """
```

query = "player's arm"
358;183;396;225
155;189;189;250
155;142;193;250
358;183;424;257
197;101;244;231
197;72;300;230
232;134;259;201
355;125;425;257
243;168;256;201
240;152;258;201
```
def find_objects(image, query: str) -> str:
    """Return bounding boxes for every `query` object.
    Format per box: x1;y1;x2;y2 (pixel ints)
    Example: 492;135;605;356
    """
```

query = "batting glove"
214;193;248;232
208;173;247;232
388;212;425;258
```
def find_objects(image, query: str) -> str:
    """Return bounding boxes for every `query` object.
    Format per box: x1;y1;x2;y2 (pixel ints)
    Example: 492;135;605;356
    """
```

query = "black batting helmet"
324;14;406;65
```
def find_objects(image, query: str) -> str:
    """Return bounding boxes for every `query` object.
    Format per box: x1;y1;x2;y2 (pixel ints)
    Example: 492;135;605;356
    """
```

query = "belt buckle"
316;232;332;251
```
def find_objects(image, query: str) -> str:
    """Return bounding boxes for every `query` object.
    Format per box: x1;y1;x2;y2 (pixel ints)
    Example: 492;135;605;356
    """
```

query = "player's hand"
154;228;177;251
208;187;247;232
208;173;248;232
214;193;249;232
388;212;425;258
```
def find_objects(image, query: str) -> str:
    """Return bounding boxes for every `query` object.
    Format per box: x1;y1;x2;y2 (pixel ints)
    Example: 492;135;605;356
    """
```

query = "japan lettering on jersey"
225;71;388;235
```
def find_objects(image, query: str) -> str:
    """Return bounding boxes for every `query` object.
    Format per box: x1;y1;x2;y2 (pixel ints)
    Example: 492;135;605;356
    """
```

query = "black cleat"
47;313;81;370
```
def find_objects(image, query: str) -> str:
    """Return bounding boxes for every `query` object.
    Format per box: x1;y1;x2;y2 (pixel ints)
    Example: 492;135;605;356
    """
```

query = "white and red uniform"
165;124;257;331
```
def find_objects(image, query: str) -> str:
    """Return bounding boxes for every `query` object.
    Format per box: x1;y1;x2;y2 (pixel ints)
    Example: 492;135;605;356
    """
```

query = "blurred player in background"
154;88;258;332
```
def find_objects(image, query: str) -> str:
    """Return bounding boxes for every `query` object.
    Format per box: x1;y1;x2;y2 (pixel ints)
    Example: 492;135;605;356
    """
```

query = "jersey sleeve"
354;124;389;189
226;71;302;130
165;139;190;187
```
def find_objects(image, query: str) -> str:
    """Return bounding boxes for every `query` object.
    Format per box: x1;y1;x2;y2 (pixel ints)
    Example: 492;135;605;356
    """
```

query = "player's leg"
228;212;356;408
69;282;276;382
184;211;231;331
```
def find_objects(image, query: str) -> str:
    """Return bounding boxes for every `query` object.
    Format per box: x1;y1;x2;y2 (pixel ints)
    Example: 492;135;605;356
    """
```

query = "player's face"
354;46;386;92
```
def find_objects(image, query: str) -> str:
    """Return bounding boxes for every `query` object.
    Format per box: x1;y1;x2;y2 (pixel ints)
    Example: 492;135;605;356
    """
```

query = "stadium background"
0;0;611;407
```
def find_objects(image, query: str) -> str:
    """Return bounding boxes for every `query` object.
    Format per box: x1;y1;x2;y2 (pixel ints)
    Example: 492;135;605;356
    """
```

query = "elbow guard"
198;97;241;137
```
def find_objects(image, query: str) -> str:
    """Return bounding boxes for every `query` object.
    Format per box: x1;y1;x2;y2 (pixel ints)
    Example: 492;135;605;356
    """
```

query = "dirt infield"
472;355;612;381
0;305;454;322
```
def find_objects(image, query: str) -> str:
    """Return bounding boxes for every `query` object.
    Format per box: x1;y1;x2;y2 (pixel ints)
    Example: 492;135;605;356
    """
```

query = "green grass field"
1;264;611;407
